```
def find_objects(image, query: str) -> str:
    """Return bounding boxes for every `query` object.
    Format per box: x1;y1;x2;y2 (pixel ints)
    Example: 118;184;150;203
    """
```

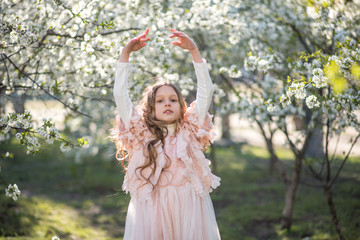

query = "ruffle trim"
116;102;220;201
176;129;220;198
116;107;153;151
183;101;216;150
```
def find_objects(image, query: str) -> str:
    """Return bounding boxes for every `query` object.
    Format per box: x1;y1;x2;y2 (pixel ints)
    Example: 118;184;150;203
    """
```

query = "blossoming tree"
217;0;360;237
0;0;237;201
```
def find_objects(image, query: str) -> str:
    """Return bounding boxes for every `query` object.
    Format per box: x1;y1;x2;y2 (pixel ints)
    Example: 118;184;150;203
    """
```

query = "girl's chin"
157;118;177;124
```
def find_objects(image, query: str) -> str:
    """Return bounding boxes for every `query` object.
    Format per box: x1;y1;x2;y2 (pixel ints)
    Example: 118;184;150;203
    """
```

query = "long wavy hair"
114;82;187;187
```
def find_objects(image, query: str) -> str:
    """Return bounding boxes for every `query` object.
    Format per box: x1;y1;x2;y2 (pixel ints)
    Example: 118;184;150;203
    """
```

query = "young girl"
113;28;221;240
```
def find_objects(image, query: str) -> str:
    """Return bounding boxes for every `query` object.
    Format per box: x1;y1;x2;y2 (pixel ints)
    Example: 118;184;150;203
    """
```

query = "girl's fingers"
141;28;149;37
169;33;187;39
139;37;151;42
135;28;150;40
172;41;181;46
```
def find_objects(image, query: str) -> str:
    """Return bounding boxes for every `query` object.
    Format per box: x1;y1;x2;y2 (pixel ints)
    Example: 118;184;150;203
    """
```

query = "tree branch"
283;123;299;155
2;53;92;118
329;133;360;188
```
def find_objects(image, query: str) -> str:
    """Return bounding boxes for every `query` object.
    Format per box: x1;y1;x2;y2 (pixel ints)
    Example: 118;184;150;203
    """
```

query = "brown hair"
115;82;187;187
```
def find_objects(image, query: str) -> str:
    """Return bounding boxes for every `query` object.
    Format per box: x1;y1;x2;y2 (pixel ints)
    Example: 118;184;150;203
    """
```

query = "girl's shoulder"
182;101;216;148
184;101;213;130
115;107;151;150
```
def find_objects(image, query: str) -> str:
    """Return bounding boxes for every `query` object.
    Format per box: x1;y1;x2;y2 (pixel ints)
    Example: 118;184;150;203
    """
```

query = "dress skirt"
123;182;221;240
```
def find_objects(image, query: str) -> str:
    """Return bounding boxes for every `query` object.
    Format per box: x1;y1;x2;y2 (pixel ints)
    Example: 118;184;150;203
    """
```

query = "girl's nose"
165;99;171;106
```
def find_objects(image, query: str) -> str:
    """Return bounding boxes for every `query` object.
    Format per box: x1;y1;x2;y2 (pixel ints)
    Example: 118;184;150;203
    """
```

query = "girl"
113;28;221;240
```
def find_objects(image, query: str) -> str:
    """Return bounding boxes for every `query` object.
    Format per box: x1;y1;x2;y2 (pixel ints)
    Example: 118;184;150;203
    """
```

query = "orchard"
1;0;359;239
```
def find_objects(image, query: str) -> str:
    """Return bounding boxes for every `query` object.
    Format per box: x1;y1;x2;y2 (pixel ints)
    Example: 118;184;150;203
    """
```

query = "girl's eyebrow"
155;94;178;98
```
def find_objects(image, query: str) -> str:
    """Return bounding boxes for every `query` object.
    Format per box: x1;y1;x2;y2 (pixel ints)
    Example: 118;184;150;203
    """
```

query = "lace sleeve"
193;59;214;125
113;61;133;129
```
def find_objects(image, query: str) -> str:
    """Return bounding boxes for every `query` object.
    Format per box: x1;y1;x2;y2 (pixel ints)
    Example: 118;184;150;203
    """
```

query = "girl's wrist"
189;48;203;63
119;50;131;62
188;46;199;54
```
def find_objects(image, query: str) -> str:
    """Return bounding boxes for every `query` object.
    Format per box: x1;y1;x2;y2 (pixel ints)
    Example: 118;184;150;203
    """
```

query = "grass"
1;140;360;240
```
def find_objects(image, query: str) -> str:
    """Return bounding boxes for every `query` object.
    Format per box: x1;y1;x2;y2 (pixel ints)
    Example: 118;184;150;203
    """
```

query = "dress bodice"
157;130;188;187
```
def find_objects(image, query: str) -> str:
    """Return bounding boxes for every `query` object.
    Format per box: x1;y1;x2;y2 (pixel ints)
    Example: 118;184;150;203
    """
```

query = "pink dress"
113;60;221;240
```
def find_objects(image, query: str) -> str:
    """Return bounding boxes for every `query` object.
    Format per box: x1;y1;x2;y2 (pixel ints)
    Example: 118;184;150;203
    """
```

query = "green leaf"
77;137;88;146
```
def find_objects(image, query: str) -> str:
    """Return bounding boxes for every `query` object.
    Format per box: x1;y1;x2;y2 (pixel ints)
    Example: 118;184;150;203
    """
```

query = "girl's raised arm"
169;29;214;124
113;29;150;127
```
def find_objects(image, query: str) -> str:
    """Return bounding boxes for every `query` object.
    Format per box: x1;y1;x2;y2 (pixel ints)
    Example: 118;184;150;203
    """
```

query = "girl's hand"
169;29;203;63
124;28;150;52
120;29;150;62
169;29;198;51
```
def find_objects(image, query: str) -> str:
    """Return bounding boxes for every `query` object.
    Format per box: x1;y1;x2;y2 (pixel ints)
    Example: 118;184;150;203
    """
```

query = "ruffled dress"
117;103;221;240
113;60;221;240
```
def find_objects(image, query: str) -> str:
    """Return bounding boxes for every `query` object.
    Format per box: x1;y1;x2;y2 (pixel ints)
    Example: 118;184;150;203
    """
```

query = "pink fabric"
124;183;221;240
116;101;221;240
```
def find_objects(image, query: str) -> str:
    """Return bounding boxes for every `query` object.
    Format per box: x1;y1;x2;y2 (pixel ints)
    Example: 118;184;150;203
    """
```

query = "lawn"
1;141;359;240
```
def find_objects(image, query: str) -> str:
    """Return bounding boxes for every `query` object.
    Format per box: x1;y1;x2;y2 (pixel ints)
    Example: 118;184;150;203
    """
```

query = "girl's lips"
164;110;173;114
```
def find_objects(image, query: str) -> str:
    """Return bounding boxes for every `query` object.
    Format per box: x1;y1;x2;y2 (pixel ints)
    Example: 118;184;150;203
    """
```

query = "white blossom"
312;75;328;88
15;132;22;141
229;65;242;78
244;56;257;71
266;98;279;112
279;94;291;107
312;68;323;76
257;59;270;72
289;82;306;99
5;184;21;201
60;143;72;152
306;95;320;109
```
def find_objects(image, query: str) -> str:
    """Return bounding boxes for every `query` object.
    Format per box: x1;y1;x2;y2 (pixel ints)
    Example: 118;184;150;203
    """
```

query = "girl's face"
154;85;181;124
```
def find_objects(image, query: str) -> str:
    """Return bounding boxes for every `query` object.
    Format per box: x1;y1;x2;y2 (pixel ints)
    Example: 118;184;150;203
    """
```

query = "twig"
329;133;360;188
2;53;92;118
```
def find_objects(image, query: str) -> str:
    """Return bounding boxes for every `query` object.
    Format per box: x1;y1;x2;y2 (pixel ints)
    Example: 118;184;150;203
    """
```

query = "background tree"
216;0;360;232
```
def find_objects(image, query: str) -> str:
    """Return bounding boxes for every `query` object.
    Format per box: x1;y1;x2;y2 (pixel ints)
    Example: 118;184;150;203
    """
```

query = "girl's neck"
166;123;176;135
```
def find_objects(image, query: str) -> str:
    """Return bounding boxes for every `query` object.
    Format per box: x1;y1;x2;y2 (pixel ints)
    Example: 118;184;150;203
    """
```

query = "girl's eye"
157;99;163;103
171;99;178;102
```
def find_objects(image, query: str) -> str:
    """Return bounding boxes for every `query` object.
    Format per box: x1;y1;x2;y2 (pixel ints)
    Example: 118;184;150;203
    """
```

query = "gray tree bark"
10;92;26;114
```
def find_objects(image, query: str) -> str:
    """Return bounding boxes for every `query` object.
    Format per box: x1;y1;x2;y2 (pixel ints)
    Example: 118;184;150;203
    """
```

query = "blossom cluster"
60;142;72;152
36;118;61;144
0;20;38;47
312;68;328;88
5;184;21;201
219;65;242;78
287;82;307;100
305;95;320;109
0;111;76;153
0;110;33;136
244;55;273;73
50;0;72;10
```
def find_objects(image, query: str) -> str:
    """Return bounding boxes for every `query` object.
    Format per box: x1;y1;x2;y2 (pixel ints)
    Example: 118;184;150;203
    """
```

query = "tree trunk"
210;144;217;175
264;138;289;182
305;127;325;159
325;187;345;240
256;120;289;182
210;102;217;175
10;92;26;114
280;155;302;229
0;82;6;114
221;113;231;140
